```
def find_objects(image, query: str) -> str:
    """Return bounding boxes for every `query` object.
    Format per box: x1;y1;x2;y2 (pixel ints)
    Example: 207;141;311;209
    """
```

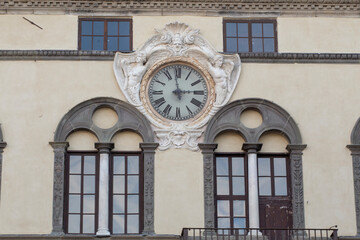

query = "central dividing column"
242;143;262;234
95;142;114;236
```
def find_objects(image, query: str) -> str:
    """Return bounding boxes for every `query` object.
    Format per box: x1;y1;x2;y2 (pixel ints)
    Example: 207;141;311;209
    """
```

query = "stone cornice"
0;0;359;16
1;50;360;64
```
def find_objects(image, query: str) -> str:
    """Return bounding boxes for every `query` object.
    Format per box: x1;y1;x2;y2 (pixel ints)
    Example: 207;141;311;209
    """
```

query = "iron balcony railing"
181;228;338;240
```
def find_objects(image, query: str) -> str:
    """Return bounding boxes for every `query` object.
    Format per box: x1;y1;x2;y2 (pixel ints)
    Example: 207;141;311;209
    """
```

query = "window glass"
258;158;271;176
226;38;237;52
264;38;275;52
263;23;274;37
226;23;237;37
119;37;130;51
237;23;248;37
232;177;245;195
275;177;288;196
81;21;92;35
216;157;229;175
217;177;230;195
259;177;272;196
93;21;104;35
81;36;92;50
232;157;244;175
238;38;249;52
251;23;262;37
119;21;130;35
252;38;263;52
108;22;118;35
274;158;287;176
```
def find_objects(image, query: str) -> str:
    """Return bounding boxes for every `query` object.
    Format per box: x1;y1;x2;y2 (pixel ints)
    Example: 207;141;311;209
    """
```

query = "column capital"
95;142;114;154
198;143;218;154
347;144;360;155
242;143;262;153
286;144;307;153
140;143;159;153
49;142;69;150
0;142;6;153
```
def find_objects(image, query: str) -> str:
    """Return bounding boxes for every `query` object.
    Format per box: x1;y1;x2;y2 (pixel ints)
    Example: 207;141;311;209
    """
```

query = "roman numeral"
194;91;204;95
152;90;163;95
176;107;181;118
154;97;166;107
163;104;172;116
186;106;193;115
185;70;192;80
155;80;166;86
191;80;201;86
175;67;181;79
191;98;202;107
164;70;172;80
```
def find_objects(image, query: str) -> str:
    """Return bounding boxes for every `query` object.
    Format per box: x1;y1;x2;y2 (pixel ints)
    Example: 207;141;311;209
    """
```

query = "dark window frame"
78;18;133;52
223;19;278;53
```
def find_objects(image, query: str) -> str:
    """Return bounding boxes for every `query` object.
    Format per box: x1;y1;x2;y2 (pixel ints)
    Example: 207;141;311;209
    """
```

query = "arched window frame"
49;97;157;235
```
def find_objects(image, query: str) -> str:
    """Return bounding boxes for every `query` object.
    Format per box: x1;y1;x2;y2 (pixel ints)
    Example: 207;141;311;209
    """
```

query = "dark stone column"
286;144;307;230
49;142;69;235
198;143;218;228
0;142;7;203
140;143;159;235
347;144;360;236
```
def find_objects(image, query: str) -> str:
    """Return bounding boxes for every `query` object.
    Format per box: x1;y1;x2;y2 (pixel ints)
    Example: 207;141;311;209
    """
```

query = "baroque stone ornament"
114;22;241;151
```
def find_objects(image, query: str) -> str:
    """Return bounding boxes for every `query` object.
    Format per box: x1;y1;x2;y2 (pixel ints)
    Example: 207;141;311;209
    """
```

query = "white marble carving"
114;22;241;150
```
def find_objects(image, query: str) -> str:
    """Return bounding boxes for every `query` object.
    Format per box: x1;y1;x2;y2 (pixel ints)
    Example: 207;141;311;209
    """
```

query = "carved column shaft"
49;142;69;235
287;144;307;230
140;143;159;235
0;142;7;203
347;144;360;236
198;143;218;229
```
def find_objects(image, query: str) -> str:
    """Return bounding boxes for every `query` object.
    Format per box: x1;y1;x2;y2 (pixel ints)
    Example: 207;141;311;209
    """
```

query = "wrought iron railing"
181;228;338;240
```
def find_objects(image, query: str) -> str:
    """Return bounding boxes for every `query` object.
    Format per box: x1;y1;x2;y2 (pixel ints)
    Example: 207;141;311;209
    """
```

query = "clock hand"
173;72;182;100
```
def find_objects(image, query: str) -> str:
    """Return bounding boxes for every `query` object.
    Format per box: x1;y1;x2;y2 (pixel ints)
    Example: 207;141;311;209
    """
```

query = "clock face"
148;64;208;121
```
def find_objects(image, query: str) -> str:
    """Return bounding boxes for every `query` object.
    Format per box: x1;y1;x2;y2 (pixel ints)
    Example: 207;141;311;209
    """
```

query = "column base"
96;229;110;237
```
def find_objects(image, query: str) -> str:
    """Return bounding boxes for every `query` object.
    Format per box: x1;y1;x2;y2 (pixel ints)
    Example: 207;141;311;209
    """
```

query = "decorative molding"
0;0;359;16
114;22;241;151
140;143;159;235
286;144;307;230
242;143;263;153
94;142;114;154
198;143;218;228
1;51;360;64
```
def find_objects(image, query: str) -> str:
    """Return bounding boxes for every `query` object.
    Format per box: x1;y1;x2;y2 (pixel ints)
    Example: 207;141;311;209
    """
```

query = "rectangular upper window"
224;20;277;53
79;19;132;51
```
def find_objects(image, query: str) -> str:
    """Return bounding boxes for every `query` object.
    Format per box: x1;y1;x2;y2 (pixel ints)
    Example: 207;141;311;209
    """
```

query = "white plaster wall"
278;17;360;53
0;15;78;50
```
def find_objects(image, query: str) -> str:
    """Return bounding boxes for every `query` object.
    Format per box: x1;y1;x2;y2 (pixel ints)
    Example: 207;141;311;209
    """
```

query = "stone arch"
50;97;157;235
200;98;306;230
204;98;302;144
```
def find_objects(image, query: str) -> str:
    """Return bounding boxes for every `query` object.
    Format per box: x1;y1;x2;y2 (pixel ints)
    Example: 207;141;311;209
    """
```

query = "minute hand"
180;90;204;95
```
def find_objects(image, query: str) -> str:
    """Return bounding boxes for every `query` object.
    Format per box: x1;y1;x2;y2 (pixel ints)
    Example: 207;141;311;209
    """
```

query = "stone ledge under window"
0;50;360;64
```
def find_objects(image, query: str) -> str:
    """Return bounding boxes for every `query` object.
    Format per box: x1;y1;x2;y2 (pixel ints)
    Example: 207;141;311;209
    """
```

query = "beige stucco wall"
0;60;359;235
278;17;360;53
0;15;78;50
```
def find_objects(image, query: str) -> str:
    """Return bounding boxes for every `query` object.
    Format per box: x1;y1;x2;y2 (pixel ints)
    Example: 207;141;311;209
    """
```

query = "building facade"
0;0;360;239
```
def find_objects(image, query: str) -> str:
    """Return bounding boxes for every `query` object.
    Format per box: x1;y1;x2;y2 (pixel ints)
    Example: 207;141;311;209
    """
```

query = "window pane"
238;38;249;52
119;37;130;51
217;177;229;195
84;156;95;174
68;214;80;233
238;23;248;37
83;176;95;194
258;158;270;176
216;157;228;175
93;21;104;35
127;176;139;194
274;158;287;176
128;195;139;213
119;21;130;35
113;215;125;234
114;156;125;174
232;177;245;195
128;156;139;174
252;23;262;37
69;175;81;193
81;36;92;50
263;23;274;37
275;177;288;196
232;157;244;175
113;176;125;194
108;21;118;35
234;218;246;229
69;195;81;213
83;195;95;213
108;37;118;51
83;215;95;234
113;195;125;213
264;38;275;52
70;155;81;174
127;215;139;233
226;23;237;37
233;200;246;217
217;200;230;217
81;21;92;35
226;38;237;52
218;218;230;229
259;177;272;196
93;36;104;50
252;38;263;52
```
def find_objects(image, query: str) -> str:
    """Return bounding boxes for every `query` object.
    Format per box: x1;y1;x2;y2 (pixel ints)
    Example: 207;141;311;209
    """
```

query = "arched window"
50;98;157;236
